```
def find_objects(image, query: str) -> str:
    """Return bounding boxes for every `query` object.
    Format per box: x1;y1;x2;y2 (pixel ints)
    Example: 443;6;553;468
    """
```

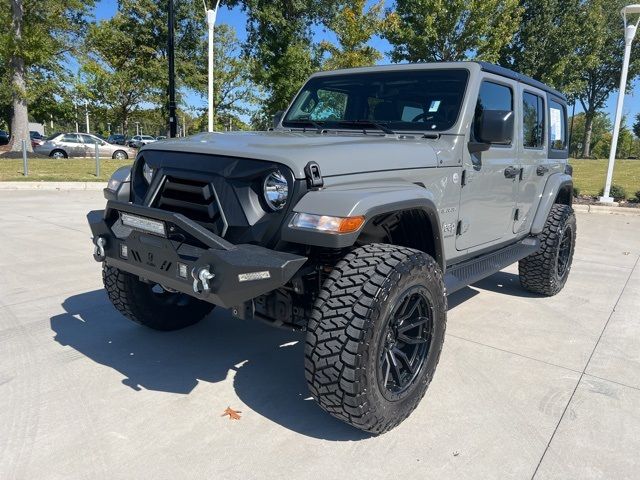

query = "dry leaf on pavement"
221;407;242;420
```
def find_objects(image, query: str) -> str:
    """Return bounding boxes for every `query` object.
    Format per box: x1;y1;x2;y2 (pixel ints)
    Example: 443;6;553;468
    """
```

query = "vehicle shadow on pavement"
472;271;542;298
50;289;371;441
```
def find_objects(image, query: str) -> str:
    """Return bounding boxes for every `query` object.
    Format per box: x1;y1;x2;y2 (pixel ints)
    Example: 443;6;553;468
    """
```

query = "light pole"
204;0;221;133
600;4;640;203
107;122;111;135
168;0;178;138
135;122;140;136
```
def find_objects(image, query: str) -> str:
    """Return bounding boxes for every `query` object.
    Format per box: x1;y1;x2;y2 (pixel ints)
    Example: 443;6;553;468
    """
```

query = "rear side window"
62;134;80;143
474;81;513;143
523;92;545;148
549;100;567;150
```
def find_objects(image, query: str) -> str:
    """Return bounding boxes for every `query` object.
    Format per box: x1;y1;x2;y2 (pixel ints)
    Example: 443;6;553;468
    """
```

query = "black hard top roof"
475;62;567;102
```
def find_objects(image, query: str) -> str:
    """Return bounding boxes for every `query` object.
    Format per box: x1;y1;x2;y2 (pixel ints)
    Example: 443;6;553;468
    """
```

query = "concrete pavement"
0;190;639;479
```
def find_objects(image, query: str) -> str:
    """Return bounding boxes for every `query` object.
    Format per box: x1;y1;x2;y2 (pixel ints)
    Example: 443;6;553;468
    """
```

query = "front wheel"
103;265;214;331
519;204;576;296
305;244;447;434
112;150;128;160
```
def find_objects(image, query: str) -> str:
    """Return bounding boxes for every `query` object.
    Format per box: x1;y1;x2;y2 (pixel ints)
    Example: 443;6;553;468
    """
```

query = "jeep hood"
141;131;441;179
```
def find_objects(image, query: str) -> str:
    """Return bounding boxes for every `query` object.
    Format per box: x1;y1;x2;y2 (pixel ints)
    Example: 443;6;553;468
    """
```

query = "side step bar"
444;237;540;295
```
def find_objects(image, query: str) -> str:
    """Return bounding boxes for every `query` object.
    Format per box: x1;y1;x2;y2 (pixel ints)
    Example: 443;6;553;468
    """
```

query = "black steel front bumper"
88;201;307;309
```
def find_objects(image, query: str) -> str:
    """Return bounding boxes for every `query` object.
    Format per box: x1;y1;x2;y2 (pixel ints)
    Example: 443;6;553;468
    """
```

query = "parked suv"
89;62;575;434
36;133;135;159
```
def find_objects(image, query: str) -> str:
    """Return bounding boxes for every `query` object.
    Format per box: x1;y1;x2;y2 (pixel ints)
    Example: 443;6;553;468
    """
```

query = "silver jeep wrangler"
89;61;575;434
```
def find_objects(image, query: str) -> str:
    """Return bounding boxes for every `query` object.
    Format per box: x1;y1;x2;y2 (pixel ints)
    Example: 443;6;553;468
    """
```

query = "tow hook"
192;266;215;294
93;236;107;262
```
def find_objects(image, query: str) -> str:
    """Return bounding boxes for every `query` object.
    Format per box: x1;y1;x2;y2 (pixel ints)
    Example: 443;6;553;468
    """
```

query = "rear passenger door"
514;88;548;234
456;78;519;251
60;134;84;157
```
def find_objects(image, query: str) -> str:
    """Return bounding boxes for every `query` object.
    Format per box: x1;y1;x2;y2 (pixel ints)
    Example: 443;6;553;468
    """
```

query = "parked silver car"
128;135;157;148
36;133;135;159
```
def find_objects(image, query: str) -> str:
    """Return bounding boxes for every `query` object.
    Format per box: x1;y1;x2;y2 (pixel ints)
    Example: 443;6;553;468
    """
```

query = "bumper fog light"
120;244;128;259
290;213;365;234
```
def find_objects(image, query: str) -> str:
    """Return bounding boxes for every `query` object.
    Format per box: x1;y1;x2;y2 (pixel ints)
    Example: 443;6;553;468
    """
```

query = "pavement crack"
530;255;640;479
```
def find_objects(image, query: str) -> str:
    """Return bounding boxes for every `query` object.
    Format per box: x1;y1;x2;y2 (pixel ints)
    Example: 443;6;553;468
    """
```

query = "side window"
474;81;513;144
62;134;80;143
80;134;97;144
549;100;567;150
523;92;545;148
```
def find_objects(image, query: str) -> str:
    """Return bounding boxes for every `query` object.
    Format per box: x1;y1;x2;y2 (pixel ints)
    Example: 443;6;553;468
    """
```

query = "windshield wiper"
285;119;326;133
337;120;396;135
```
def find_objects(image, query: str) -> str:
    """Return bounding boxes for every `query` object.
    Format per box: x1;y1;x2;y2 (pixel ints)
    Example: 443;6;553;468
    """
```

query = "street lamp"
600;4;640;203
204;0;221;133
135;122;140;136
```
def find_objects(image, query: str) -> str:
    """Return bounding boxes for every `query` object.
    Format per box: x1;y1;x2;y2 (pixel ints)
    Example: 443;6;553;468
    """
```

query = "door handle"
504;166;519;179
537;166;549;176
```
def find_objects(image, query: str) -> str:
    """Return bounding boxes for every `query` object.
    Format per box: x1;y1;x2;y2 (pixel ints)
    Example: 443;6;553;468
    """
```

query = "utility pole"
168;0;177;138
85;100;90;133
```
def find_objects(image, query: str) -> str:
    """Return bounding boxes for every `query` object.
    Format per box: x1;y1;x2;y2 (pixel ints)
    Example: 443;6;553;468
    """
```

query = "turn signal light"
290;213;365;234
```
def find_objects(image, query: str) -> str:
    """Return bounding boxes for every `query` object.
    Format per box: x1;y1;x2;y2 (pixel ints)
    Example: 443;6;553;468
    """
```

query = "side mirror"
469;110;514;153
272;110;284;129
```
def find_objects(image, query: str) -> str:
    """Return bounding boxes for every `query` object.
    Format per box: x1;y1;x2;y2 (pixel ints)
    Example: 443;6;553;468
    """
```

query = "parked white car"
128;135;157;148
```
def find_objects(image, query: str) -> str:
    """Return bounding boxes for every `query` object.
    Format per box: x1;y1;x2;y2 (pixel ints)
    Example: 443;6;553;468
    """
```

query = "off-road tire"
519;204;576;296
304;244;447;434
103;264;214;331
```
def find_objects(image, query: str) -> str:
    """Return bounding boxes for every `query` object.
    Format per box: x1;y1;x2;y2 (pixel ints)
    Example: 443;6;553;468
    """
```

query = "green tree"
384;0;523;63
633;113;640;138
190;24;258;130
82;12;158;135
320;0;385;70
226;0;338;126
573;0;640;158
1;0;94;152
499;0;582;94
569;112;612;158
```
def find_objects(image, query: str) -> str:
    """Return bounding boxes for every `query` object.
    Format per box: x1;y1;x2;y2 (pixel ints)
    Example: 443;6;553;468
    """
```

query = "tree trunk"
582;112;594;158
9;0;32;153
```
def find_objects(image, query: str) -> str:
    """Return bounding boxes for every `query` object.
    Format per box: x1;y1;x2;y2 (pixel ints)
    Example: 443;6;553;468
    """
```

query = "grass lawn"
570;159;640;199
0;158;131;182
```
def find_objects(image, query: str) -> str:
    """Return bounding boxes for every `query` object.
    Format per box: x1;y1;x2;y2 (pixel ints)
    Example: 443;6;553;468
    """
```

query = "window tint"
549;100;567;150
62;134;80;143
474;81;513;143
523;92;545;148
284;69;469;132
81;134;98;144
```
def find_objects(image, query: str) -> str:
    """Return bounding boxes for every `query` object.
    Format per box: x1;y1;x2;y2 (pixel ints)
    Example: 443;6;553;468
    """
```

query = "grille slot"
154;176;227;236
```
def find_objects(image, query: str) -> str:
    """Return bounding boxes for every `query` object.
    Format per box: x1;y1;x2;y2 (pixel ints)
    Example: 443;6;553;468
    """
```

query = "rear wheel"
519;204;576;296
50;149;67;159
305;244;447;434
103;264;214;331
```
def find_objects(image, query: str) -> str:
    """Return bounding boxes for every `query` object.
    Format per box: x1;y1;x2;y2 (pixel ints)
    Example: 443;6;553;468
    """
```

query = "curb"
0;182;105;191
573;204;640;216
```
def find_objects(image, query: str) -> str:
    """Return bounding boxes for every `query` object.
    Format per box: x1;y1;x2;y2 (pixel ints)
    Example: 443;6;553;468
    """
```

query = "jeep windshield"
283;69;469;133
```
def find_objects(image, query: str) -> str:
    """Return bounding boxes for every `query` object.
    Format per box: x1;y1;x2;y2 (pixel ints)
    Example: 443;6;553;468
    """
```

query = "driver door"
456;78;519;251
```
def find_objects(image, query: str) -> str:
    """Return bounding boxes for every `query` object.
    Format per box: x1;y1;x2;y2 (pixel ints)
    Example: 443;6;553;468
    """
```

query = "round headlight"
263;171;289;211
142;163;154;184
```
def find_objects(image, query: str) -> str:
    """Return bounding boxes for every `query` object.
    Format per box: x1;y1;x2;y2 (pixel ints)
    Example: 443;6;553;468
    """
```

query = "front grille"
154;176;227;236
